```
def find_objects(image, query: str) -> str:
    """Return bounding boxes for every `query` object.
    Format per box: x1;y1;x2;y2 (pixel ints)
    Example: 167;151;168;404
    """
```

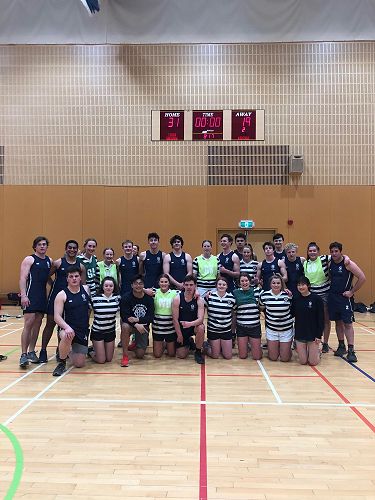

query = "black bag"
369;302;375;313
7;293;21;305
353;302;368;313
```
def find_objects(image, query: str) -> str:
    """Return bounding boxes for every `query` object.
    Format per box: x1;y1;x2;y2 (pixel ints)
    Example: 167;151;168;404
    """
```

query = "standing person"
234;232;247;260
291;276;324;366
328;242;366;362
239;244;259;285
172;275;205;364
89;277;120;364
233;273;262;360
192;240;219;298
259;274;293;362
119;274;154;367
273;233;286;261
38;239;86;363
117;240;139;296
139;232;165;289
204;278;236;360
96;248;119;286
218;234;240;293
19;236;52;368
77;238;98;297
257;242;287;291
52;266;91;376
163;234;193;290
152;274;179;358
284;243;305;296
132;244;140;257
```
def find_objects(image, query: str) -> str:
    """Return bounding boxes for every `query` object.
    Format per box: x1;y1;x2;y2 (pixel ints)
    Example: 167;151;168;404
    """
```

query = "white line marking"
0;354;56;395
0;322;15;329
257;360;282;404
0;326;23;339
0;397;375;408
360;326;375;336
2;366;73;426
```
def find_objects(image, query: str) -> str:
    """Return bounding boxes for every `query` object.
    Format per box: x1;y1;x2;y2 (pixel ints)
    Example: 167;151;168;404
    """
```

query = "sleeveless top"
178;293;198;323
169;251;188;284
218;251;236;292
329;258;353;295
260;258;281;291
119;255;139;295
303;255;330;296
26;254;51;295
143;250;163;288
285;256;304;295
97;261;118;284
63;285;90;341
193;254;218;289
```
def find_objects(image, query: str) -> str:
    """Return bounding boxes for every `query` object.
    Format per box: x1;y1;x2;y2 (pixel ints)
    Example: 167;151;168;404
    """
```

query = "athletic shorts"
236;324;262;339
128;325;150;350
72;342;88;355
207;329;233;341
152;332;177;343
23;292;47;314
91;329;116;343
266;327;294;342
176;327;196;348
71;330;89;348
328;295;354;324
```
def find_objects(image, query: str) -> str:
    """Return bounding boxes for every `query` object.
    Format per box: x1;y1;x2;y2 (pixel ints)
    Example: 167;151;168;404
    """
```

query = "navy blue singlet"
47;257;72;314
143;250;163;288
329;259;353;295
119;255;139;295
285;256;304;296
218;251;236;292
261;258;281;291
63;285;90;344
24;254;51;313
169;251;188;284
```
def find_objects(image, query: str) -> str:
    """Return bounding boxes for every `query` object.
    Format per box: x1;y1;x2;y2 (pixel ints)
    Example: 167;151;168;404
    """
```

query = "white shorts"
266;328;294;343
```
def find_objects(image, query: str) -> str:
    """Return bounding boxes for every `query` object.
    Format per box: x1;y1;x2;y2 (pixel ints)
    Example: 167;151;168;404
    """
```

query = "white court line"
0;322;15;329
0;326;23;339
360;326;375;336
2;366;73;426
0;354;56;395
1;396;375;409
257;360;282;404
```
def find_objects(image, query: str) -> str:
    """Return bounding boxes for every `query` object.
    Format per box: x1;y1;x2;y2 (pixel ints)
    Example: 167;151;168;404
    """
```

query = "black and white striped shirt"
233;287;261;327
304;255;330;296
204;291;236;334
239;259;259;282
91;294;120;334
259;290;293;332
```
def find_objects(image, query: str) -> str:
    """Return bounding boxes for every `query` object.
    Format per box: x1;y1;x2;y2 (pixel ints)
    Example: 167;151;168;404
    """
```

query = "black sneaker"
87;346;95;358
189;338;196;351
27;350;40;364
334;344;347;357
321;343;329;354
38;349;48;363
194;350;205;364
52;361;66;377
0;354;8;361
55;348;61;362
117;341;122;348
346;350;358;363
19;353;29;369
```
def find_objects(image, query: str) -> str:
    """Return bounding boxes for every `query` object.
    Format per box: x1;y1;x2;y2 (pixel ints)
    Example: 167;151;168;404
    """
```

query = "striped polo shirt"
91;294;120;335
259;290;293;332
204;290;236;334
233;287;261;327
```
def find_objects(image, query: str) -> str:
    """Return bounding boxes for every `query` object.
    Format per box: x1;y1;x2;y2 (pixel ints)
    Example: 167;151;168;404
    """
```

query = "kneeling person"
52;266;91;376
172;275;205;364
120;275;154;367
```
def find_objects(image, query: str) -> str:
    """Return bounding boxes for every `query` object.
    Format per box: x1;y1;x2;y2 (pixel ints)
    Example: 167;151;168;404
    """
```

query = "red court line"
207;373;318;378
311;366;375;433
199;364;208;500
356;321;375;331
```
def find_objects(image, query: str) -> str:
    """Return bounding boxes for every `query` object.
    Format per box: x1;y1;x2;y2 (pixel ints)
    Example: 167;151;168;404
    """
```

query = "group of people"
13;231;366;377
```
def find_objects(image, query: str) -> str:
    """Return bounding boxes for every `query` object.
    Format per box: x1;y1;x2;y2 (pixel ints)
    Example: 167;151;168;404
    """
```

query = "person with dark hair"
152;274;179;358
172;274;205;364
234;232;247;260
291;276;324;366
115;240;139;296
19;236;52;368
96;248;119;286
52;266;91;376
284;243;305;296
218;234;240;293
132;244;140;257
119;274;154;367
257;241;287;291
38;239;86;364
328;242;366;362
239;244;259;285
163;234;193;290
139;232;165;289
273;233;286;261
193;240;219;298
77;238;98;297
89;277;120;364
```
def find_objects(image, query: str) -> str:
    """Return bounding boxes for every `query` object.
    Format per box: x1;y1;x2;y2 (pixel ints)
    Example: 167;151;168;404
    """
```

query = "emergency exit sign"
238;220;255;229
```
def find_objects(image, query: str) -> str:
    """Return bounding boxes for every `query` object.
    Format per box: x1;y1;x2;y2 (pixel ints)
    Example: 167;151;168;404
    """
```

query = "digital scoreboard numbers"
231;110;257;140
192;111;224;141
159;111;184;141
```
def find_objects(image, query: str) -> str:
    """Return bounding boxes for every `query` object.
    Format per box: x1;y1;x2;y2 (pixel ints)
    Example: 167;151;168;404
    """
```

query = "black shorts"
207;329;233;341
328;294;354;324
176;327;195;348
236;324;262;339
72;331;89;347
153;332;177;343
91;329;116;343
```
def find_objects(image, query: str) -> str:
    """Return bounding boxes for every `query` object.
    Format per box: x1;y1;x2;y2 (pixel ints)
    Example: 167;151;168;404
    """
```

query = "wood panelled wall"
0;185;373;303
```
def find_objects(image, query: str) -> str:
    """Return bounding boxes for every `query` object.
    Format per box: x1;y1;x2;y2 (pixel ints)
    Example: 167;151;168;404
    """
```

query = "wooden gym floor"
0;306;374;500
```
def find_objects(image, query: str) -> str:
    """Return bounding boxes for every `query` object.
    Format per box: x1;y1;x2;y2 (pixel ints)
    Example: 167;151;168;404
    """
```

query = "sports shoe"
55;348;61;362
87;346;95;358
202;340;209;353
321;343;329;353
128;341;136;351
189;338;196;351
117;341;122;348
52;361;66;377
121;355;129;367
27;350;40;364
0;354;8;361
19;353;29;369
194;350;205;364
334;344;347;357
38;349;48;363
346;350;358;363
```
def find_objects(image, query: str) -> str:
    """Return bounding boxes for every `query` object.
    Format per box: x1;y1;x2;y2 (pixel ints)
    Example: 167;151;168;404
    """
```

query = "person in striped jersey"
152;274;179;358
89;277;120;364
233;273;262;360
204;278;236;360
193;240;219;298
259;274;293;362
239;245;259;286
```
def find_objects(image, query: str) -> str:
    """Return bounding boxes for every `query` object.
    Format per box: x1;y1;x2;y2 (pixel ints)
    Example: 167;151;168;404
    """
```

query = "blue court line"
342;358;375;383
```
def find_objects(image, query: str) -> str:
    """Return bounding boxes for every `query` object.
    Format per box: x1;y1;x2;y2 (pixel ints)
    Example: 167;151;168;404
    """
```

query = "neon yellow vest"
154;289;178;316
196;255;218;280
97;261;118;284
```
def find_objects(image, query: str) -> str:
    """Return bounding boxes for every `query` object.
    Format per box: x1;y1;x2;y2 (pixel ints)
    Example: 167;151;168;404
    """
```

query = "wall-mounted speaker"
289;155;304;174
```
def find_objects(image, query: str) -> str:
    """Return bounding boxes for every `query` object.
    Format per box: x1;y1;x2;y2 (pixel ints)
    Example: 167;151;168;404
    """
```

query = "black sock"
338;340;345;347
195;347;202;353
59;358;66;364
348;344;354;351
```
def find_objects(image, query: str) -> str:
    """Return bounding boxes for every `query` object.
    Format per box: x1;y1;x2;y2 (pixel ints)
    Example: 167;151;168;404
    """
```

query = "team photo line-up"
10;231;366;377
